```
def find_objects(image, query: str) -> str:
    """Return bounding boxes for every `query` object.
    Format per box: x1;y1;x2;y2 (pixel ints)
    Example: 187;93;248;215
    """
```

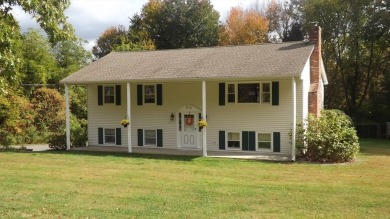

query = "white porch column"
292;77;297;161
127;83;132;153
202;81;207;156
65;84;71;150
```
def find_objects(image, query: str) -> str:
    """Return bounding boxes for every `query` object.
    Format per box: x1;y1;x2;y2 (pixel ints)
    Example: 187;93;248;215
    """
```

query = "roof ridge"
110;41;310;54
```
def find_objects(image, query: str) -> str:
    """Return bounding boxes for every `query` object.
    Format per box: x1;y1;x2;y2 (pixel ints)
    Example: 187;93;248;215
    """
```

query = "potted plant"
198;120;208;131
120;119;130;127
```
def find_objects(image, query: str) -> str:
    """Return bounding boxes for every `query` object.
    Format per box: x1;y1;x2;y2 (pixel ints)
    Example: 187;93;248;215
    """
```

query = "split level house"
60;26;327;160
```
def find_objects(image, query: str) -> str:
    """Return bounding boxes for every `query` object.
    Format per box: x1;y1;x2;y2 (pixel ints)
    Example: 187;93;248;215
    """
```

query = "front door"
182;113;197;148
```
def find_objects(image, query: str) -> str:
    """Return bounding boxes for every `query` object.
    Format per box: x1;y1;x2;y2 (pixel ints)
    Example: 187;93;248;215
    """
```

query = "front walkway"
71;146;291;161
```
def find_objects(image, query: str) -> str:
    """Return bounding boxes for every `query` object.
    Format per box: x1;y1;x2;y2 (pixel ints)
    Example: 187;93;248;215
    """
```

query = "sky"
12;0;255;50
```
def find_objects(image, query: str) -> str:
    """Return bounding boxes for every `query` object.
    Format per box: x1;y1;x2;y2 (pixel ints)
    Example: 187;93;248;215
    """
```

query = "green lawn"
1;140;389;218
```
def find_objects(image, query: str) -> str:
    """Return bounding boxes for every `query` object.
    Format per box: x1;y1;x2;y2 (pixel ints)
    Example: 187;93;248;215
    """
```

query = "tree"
0;9;23;86
92;26;128;59
20;29;58;94
128;0;161;45
303;0;390;122
31;87;65;138
249;0;304;42
281;0;305;41
219;7;269;46
0;93;36;147
0;0;74;87
52;38;92;83
129;0;220;49
265;0;282;36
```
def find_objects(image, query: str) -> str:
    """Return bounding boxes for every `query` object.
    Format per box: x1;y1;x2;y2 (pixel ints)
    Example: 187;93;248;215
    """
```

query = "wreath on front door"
186;115;194;125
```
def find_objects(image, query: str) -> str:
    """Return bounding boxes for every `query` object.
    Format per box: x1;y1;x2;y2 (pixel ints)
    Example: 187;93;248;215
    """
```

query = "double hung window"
104;86;115;104
258;133;271;149
144;85;156;104
105;129;115;144
227;132;240;149
144;130;157;146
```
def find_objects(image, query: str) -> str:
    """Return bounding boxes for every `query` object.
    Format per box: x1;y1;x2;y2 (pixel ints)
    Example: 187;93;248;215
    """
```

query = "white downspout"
292;77;296;161
127;83;132;153
65;84;71;150
202;81;207;157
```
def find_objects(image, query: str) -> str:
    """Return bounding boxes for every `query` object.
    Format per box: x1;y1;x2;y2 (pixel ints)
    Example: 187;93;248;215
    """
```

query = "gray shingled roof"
60;41;314;84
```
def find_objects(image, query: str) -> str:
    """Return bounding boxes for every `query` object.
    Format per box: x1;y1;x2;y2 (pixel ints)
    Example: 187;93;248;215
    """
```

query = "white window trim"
104;85;115;104
226;81;272;105
256;132;273;151
226;131;241;150
227;83;236;104
261;82;272;104
143;84;156;105
104;128;116;145
144;129;157;146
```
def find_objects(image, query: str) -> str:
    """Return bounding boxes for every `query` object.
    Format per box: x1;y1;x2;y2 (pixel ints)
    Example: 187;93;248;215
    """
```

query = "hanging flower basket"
120;119;130;127
197;120;208;128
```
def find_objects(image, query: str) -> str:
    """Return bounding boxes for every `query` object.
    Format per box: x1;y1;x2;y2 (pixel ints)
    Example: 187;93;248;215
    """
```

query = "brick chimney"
308;24;323;117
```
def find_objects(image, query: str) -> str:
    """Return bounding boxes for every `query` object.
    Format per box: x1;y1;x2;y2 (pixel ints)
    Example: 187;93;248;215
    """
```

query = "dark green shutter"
115;85;121;105
242;131;255;151
179;113;182;131
137;129;143;146
98;128;103;144
273;132;281;152
157;84;163;105
219;83;225;106
98;85;103;105
137;84;143;105
249;131;256;151
157;129;163;147
272;81;279;106
198;113;202;132
242;131;249;151
219;131;226;150
116;128;121;145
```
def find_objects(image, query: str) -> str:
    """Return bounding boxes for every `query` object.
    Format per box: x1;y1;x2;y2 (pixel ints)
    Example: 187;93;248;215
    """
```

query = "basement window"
105;129;116;144
227;132;240;149
144;130;157;146
258;133;271;150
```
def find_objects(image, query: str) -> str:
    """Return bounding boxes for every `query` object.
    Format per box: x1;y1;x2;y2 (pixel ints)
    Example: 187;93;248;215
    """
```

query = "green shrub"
48;115;87;150
0;93;36;148
70;117;87;147
48;132;67;150
31;87;65;135
293;109;360;163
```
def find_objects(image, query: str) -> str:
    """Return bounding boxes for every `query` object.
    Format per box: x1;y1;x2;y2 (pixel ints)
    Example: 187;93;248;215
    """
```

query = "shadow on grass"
36;149;201;162
359;138;390;156
28;149;293;164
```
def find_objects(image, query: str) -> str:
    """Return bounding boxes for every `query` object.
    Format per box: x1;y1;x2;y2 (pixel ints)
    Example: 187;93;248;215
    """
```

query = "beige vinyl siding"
88;79;302;156
88;83;203;148
206;80;293;155
296;79;303;122
131;83;202;149
301;58;311;121
88;84;127;146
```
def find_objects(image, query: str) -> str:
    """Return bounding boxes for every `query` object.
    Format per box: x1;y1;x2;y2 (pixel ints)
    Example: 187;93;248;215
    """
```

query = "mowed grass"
1;140;389;218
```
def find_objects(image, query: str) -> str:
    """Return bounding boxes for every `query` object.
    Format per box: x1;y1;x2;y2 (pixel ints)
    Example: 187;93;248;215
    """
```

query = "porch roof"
60;41;314;84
